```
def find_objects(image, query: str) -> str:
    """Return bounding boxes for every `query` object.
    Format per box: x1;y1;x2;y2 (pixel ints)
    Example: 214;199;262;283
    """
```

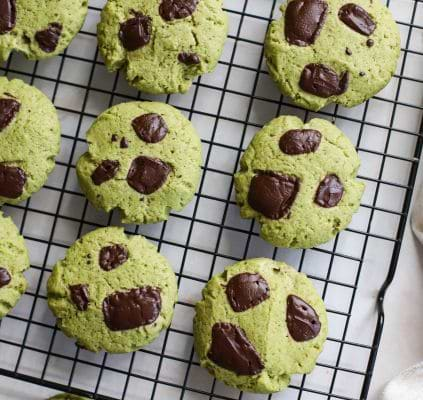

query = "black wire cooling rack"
0;1;422;399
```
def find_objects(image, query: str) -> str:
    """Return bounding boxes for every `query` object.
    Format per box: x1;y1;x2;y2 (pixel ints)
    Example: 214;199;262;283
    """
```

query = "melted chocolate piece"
159;0;198;21
226;273;270;312
91;160;120;186
285;0;328;47
279;129;322;155
99;244;128;271
0;0;16;35
338;4;376;36
119;13;151;51
178;52;200;65
127;156;171;195
0;267;11;288
345;47;352;56
111;134;118;142
0;97;20;131
315;174;344;208
70;284;89;311
367;38;374;47
120;137;129;148
208;323;264;375
102;287;161;331
0;165;26;198
132;113;168;143
35;23;63;53
286;295;321;342
300;63;349;98
248;171;299;220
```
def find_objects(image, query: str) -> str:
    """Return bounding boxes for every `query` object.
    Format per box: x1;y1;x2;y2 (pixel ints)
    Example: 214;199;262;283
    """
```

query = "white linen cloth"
382;362;423;399
412;188;423;244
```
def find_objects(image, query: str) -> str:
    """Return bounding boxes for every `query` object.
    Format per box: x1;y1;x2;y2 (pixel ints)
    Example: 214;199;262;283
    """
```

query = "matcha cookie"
98;0;228;94
48;395;88;400
234;116;364;249
0;0;88;61
0;211;30;318
194;258;328;393
265;0;400;111
0;77;61;205
77;101;202;224
47;227;178;353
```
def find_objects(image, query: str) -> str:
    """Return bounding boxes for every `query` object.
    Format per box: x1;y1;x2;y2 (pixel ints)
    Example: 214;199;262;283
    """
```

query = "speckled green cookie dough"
0;211;29;318
194;258;328;393
234;116;364;249
0;77;61;205
0;0;88;61
98;0;228;94
77;101;202;224
265;0;400;111
47;227;178;353
48;395;88;400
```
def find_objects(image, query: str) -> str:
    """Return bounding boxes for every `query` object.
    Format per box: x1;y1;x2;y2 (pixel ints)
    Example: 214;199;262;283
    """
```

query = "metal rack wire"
0;0;422;399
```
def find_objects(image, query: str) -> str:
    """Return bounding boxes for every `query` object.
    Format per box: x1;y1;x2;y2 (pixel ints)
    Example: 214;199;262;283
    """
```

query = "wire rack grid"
0;0;422;399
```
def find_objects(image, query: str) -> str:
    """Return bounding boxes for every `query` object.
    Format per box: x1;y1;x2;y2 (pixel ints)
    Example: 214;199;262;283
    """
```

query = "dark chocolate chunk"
127;156;171;195
119;12;151;51
208;323;264;375
248;171;299;220
91;160;120;186
315;174;344;208
159;0;198;21
120;137;129;148
300;63;349;98
111;134;118;142
35;23;63;53
338;4;376;36
99;244;128;271
345;47;352;56
286;294;321;342
0;165;26;198
279;129;322;155
132;113;168;143
226;273;270;312
359;71;366;77
0;0;16;35
102;287;161;331
178;52;200;65
366;38;374;47
285;0;328;47
0;267;11;288
0;97;20;131
70;284;89;311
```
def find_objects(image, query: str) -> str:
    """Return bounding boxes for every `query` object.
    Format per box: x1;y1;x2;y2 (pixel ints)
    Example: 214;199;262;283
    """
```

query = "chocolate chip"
208;323;264;375
226;273;270;312
359;71;366;77
111;134;118;142
178;52;200;65
35;23;62;53
248;171;299;220
70;284;89;311
0;97;20;131
102;287;161;331
91;160;120;186
300;63;349;98
0;0;16;35
0;267;11;288
119;12;151;51
0;165;26;198
345;47;352;56
132;113;168;143
285;0;328;47
159;0;198;21
366;38;374;47
120;137;129;148
286;295;321;342
315;174;344;208
279;129;322;155
338;4;376;36
127;156;171;195
99;244;128;271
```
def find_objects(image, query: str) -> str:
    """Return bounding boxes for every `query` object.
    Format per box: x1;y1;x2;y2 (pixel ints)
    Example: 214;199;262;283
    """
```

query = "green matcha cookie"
0;211;30;318
194;258;328;393
234;116;364;249
48;395;88;400
47;227;178;353
98;0;228;94
77;101;202;224
0;77;61;205
0;0;88;61
265;0;400;111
